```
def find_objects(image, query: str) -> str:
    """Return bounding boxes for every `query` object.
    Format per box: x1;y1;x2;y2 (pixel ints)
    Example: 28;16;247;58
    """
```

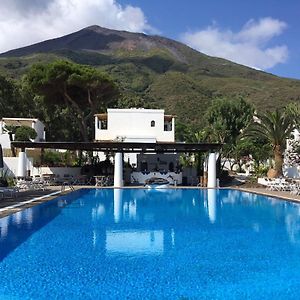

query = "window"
100;120;107;130
151;120;155;127
164;122;172;131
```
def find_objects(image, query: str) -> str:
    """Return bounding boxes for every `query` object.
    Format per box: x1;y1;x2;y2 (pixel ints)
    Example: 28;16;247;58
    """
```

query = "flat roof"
107;108;165;114
1;118;39;122
94;113;176;121
94;108;177;116
12;141;222;153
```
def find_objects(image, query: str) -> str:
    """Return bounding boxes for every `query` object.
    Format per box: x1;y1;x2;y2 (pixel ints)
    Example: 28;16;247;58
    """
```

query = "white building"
95;108;175;143
0;118;46;177
10;108;218;187
94;108;180;185
0;118;46;149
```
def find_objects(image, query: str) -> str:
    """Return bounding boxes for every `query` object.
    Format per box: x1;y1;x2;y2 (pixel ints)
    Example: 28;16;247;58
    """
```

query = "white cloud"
0;0;154;53
181;18;288;70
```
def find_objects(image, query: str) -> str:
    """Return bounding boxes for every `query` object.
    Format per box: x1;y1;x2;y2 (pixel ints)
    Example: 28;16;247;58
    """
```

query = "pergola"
12;141;222;187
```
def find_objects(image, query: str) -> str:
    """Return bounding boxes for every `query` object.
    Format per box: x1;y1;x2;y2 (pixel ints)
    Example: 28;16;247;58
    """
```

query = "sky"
0;0;299;79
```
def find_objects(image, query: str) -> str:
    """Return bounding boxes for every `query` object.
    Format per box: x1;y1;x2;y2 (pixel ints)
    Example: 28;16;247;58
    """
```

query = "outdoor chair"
16;179;45;191
72;175;87;185
0;187;18;199
266;178;291;192
85;177;93;185
31;178;46;190
41;174;55;186
290;181;300;195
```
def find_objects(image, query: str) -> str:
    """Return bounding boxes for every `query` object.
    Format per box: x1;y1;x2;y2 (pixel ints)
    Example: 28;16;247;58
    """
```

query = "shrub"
42;150;78;167
254;165;269;177
15;126;37;141
43;150;63;166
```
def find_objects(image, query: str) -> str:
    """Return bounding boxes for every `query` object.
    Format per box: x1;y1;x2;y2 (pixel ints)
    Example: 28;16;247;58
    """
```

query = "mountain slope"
1;25;300;128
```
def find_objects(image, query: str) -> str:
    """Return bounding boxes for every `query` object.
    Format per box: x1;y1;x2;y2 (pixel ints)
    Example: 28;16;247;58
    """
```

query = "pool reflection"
106;230;164;255
2;188;300;260
206;189;217;224
87;188;300;257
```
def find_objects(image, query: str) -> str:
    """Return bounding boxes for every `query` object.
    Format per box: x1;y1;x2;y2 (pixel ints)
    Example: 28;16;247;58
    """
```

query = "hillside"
1;25;300;128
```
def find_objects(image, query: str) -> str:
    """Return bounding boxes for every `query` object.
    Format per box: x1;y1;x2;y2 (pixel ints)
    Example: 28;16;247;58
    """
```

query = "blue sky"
0;0;299;79
118;0;300;79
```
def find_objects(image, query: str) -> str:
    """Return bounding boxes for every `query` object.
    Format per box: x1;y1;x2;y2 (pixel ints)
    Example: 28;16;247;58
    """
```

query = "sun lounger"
16;179;46;191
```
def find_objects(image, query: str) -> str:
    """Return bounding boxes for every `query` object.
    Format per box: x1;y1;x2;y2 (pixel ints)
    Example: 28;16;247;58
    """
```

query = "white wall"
0;134;11;150
32;167;81;178
95;108;174;142
32;120;46;142
2;157;81;179
3;156;33;177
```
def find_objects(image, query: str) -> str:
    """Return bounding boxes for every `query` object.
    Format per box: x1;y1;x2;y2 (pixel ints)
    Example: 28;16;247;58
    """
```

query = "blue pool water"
0;188;300;299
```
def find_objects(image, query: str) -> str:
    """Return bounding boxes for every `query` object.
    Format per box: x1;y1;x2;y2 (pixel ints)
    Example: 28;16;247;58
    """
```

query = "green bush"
15;126;37;141
254;165;269;177
42;150;78;167
43;150;63;166
247;176;258;184
0;169;14;187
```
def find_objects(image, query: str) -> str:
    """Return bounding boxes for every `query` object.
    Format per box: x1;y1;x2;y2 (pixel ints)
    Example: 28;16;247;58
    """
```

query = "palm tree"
244;109;295;177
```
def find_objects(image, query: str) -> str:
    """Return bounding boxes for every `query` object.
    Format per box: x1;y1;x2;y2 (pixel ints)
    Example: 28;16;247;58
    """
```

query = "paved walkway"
235;187;300;203
0;186;69;218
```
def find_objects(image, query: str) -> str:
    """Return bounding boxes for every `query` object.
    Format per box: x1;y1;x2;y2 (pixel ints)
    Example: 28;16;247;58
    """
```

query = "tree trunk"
79;118;89;142
63;89;90;142
273;145;283;177
8;132;16;157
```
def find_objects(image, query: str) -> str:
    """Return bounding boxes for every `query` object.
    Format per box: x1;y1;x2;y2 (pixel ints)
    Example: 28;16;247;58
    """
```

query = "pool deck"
0;186;69;218
1;185;300;218
233;187;300;203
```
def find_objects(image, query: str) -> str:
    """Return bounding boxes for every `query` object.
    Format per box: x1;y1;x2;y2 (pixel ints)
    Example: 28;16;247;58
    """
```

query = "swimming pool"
0;188;300;299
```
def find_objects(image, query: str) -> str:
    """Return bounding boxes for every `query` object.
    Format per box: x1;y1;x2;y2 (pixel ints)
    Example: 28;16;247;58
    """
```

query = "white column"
114;152;123;187
171;117;175;142
17;151;27;178
207;152;217;188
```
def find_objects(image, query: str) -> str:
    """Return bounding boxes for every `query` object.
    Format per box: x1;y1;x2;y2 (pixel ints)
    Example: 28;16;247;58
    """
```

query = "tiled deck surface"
1;185;300;218
235;187;300;203
0;186;65;218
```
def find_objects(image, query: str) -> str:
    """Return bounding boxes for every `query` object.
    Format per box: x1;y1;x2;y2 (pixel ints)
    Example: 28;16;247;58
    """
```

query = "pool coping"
0;188;74;219
231;187;300;204
0;185;300;218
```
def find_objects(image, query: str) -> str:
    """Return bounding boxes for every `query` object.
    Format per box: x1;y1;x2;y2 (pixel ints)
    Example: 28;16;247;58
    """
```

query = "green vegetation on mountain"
0;25;300;141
